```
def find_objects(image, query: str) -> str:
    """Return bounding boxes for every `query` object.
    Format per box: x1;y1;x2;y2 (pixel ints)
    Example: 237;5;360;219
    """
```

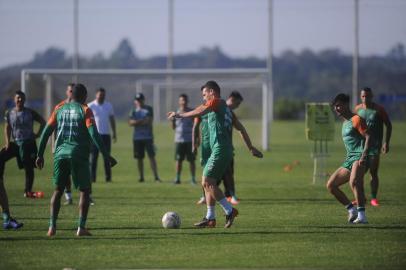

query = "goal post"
21;68;272;150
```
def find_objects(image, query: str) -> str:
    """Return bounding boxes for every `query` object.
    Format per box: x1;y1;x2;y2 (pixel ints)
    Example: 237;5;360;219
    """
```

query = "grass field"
0;120;405;270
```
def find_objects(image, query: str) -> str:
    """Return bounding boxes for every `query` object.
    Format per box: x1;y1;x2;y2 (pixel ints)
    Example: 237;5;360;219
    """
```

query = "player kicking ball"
168;81;238;228
36;84;117;237
327;93;370;224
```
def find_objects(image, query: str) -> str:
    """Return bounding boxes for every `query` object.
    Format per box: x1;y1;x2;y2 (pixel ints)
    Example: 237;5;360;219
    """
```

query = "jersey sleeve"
47;108;58;127
204;98;221;112
84;106;96;128
352;115;368;136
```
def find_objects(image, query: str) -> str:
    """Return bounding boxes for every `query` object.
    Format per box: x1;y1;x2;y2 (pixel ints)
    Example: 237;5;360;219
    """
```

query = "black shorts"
133;139;155;159
175;142;195;162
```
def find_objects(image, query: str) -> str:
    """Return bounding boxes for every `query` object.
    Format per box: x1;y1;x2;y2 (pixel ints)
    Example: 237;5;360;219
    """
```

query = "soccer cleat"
24;191;36;198
64;199;73;205
224;208;239;228
173;179;181;184
190;179;197;185
352;217;368;224
138;178;145;183
155;178;162;183
196;196;206;205
76;227;92;236
370;198;380;207
230;196;240;205
194;218;216;228
348;209;358;223
47;226;56;237
89;197;95;206
3;218;23;230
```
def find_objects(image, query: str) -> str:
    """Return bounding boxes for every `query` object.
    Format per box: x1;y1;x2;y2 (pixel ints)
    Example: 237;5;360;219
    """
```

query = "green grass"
0;120;405;270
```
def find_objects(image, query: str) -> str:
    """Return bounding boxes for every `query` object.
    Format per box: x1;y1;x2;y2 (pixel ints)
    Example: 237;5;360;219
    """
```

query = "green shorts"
133;139;155;159
175;142;195;161
203;146;232;180
53;158;90;190
200;142;211;167
341;154;370;171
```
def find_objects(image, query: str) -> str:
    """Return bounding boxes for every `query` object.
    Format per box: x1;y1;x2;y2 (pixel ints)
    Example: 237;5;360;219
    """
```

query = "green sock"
78;216;87;228
371;192;377;199
49;216;57;228
176;173;180;182
2;212;10;223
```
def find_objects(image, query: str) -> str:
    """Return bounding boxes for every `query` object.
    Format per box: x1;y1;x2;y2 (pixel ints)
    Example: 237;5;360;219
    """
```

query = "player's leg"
72;157;92;236
89;142;99;183
369;155;380;206
194;177;216;228
174;143;183;184
134;140;145;182
48;159;69;236
102;135;112;182
0;176;23;229
350;161;368;224
146;140;160;182
21;140;37;195
186;142;196;184
326;166;357;222
64;177;73;205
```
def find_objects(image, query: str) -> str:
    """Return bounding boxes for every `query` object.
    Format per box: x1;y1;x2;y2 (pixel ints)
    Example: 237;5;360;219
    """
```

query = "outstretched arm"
168;104;209;120
233;116;263;158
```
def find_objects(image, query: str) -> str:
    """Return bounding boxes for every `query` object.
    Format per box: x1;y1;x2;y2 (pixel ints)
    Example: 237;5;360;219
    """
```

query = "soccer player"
171;94;196;185
168;81;238;228
0;91;45;198
193;91;263;205
354;87;392;206
36;83;117;237
327;93;370;224
88;87;117;183
129;93;160;182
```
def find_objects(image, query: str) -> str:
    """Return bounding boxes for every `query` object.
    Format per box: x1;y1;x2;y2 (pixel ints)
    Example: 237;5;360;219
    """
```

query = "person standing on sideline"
327;93;370;224
354;87;392;206
1;91;45;198
128;93;160;182
171;94;196;185
36;83;117;237
88;87;117;183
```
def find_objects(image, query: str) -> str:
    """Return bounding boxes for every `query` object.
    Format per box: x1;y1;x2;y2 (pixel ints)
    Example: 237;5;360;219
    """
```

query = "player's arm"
109;115;117;142
86;108;117;167
36;111;57;169
192;117;201;154
232;114;263;158
3;112;12;149
380;107;392;154
171;118;176;130
31;109;46;138
168;100;218;119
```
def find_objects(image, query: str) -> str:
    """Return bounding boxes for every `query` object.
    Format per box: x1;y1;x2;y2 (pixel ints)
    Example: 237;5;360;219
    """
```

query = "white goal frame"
21;68;273;150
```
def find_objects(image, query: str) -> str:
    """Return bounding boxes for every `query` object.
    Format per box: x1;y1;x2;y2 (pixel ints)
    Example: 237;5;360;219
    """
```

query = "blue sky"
0;0;405;68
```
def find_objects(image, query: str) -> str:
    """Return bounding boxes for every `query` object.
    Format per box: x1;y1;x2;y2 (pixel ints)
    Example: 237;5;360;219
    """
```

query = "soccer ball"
162;211;181;229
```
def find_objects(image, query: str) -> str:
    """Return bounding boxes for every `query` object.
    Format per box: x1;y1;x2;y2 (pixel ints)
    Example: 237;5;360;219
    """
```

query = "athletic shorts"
133;139;155;159
53;158;90;190
217;158;234;185
175;142;195;162
341;154;370;171
200;143;211;167
203;146;232;180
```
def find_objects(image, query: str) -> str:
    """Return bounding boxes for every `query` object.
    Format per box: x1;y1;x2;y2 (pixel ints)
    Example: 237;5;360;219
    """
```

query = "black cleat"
224;208;239;228
194;217;216;228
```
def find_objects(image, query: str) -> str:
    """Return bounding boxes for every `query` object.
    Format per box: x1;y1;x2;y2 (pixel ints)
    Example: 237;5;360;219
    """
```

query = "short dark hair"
361;87;372;93
331;93;350;106
15;90;26;98
202;80;221;95
229;91;243;101
72;83;87;102
96;87;106;93
179;94;188;101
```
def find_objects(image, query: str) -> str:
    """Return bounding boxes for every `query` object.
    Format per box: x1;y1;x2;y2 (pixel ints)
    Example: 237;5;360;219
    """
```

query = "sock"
371;192;377;199
176;172;180;182
345;203;354;210
206;205;215;220
357;207;366;219
219;197;233;215
2;212;10;223
78;216;87;228
49;216;57;228
191;175;196;183
65;192;72;200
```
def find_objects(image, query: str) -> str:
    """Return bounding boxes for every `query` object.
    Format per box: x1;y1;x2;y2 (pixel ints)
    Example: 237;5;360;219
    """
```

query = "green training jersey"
355;103;389;152
342;114;368;157
204;98;233;150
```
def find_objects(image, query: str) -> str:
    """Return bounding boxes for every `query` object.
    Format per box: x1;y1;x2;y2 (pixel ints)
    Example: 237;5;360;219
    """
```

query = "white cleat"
352;217;368;224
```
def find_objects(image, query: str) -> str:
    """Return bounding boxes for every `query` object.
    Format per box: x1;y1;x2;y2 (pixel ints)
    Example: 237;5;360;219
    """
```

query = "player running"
36;84;117;237
168;81;238;228
194;91;263;205
354;87;392;206
327;93;370;224
171;94;196;185
1;91;45;198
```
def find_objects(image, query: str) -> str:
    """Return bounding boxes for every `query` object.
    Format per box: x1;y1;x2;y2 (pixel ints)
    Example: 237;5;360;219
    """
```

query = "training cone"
35;191;44;198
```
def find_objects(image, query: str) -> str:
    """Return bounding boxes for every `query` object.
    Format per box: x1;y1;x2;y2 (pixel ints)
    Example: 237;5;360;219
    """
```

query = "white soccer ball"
162;211;181;229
